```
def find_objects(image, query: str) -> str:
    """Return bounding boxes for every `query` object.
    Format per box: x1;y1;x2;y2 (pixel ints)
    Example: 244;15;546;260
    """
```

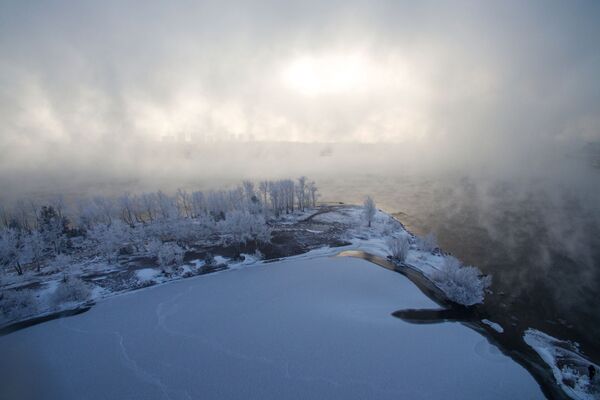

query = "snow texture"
0;256;542;399
482;319;504;333
524;329;599;400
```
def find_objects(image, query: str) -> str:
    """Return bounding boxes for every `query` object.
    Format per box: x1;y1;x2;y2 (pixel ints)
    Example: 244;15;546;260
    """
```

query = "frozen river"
0;256;542;399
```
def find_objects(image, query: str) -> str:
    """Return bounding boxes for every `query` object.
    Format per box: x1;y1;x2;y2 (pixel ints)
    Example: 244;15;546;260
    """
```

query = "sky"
0;0;599;196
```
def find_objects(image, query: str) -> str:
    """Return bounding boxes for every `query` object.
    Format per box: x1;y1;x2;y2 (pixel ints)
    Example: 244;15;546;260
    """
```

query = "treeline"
0;177;319;277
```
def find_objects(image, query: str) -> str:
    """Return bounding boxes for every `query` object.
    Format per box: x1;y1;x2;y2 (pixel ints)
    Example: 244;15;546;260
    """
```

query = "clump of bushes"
387;235;410;262
51;276;91;306
432;256;492;306
157;242;184;274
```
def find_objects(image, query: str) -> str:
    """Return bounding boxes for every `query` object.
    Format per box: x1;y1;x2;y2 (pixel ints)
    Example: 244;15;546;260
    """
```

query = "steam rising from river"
1;1;599;196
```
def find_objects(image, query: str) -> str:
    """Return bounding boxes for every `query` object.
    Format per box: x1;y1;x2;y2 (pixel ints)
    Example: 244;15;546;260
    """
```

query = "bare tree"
119;193;137;227
387;235;410;262
176;189;192;218
258;181;269;208
13;200;31;231
0;205;10;229
307;180;318;208
38;206;68;254
0;229;24;275
363;196;376;227
24;230;45;272
191;191;206;218
296;176;307;211
141;193;157;222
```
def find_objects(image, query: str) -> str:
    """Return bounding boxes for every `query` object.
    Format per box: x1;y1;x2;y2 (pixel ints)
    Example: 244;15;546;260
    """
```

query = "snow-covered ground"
524;329;599;399
0;256;543;399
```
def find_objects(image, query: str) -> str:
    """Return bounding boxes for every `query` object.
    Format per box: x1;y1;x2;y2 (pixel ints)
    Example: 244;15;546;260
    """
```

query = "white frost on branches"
157;242;185;273
363;196;376;227
432;256;492;306
387;235;410;262
87;221;131;262
218;211;271;246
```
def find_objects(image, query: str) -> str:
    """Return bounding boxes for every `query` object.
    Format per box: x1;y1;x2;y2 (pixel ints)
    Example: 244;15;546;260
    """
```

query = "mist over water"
317;154;600;360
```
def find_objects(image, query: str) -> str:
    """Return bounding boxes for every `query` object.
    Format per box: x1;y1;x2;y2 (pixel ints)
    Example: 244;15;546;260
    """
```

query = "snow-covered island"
0;180;597;399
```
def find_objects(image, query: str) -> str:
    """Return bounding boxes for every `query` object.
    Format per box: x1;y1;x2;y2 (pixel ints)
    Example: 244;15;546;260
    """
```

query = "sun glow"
282;53;371;96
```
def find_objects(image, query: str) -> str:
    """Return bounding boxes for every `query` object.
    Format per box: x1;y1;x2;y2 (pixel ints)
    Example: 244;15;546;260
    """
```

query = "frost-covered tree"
90;196;115;226
157;191;178;221
140;192;158;222
363;196;376;227
0;228;24;275
190;191;206;218
148;217;212;245
268;182;283;216
206;190;228;219
157;242;185;273
307;180;318;208
145;238;163;257
258;181;269;208
283;179;295;213
23;230;46;272
242;181;256;205
38;206;69;254
176;189;192;218
218;210;271;249
13;199;32;231
87;221;131;262
432;256;492;306
296;176;307;211
119;193;139;227
387;235;410;262
0;176;317;280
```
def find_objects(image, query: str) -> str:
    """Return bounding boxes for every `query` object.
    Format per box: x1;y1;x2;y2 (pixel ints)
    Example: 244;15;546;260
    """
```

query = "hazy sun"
282;53;370;96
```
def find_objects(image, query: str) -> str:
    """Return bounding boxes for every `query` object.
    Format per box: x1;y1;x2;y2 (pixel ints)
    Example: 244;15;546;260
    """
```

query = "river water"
318;171;600;364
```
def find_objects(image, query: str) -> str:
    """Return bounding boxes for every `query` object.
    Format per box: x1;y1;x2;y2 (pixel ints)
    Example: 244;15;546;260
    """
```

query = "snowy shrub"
203;252;215;266
382;219;397;236
0;228;24;275
387;235;410;262
432;256;492;306
169;218;212;244
51;276;91;306
363;196;376;227
0;289;37;321
23;230;46;271
560;366;594;395
419;232;438;252
144;238;161;257
87;221;131;262
218;211;271;246
157;242;184;272
254;249;264;260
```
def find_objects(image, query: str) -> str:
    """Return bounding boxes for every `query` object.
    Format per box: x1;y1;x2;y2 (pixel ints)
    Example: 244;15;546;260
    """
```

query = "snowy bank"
524;329;599;399
1;205;490;330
